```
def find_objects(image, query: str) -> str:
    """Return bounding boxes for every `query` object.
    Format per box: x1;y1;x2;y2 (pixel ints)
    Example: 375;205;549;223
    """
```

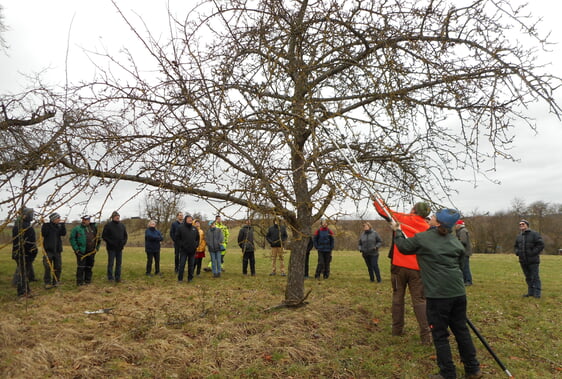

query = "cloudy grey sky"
1;0;561;220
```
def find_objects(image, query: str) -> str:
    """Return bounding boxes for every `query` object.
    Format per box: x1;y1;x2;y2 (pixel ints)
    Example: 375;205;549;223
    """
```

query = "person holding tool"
390;208;482;379
373;198;432;345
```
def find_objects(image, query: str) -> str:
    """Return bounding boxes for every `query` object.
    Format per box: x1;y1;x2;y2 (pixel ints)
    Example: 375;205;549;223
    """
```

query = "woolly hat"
456;219;465;226
208;220;215;227
111;211;120;219
413;202;431;218
436;208;460;229
81;215;91;220
22;207;34;220
520;219;530;227
49;212;61;222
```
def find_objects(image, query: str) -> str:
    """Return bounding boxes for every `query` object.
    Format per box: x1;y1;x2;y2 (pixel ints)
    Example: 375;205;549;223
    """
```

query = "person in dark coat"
102;211;128;282
514;219;544;299
237;219;256;276
145;220;164;276
305;236;313;278
12;207;37;297
169;212;183;273
313;219;335;279
392;208;482;379
265;218;288;276
41;212;67;288
358;221;383;282
69;215;101;285
175;214;200;282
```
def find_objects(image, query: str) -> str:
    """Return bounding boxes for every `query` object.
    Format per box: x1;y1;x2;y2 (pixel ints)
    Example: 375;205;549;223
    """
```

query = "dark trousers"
178;252;195;281
520;262;541;297
145;250;160;274
304;250;311;277
15;257;33;296
315;250;332;278
242;250;256;275
426;296;480;379
195;257;203;275
76;253;95;285
43;252;62;285
362;253;381;282
173;244;181;273
462;256;473;284
107;249;123;281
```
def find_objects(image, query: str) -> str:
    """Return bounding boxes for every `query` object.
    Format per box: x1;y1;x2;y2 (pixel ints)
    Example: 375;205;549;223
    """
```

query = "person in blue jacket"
313;219;335;279
145;220;164;276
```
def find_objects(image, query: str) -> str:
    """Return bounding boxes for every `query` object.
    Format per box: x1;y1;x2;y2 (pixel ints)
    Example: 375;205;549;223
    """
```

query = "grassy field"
0;247;560;378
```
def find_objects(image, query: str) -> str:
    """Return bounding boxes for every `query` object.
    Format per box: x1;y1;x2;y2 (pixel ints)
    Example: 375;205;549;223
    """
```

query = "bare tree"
143;190;184;238
1;0;561;306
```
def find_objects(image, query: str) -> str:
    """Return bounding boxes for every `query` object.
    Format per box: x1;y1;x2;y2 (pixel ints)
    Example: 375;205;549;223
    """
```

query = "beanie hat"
49;212;61;222
413;202;431;218
22;207;34;221
456;220;465;225
436;208;460;229
111;211;120;219
520;219;530;227
208;220;215;227
81;215;91;220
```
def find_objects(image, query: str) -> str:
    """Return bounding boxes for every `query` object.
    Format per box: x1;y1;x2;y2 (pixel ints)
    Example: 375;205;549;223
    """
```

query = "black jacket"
102;220;128;251
176;222;200;255
266;224;288;247
12;218;37;261
237;225;255;252
41;222;67;255
514;229;544;264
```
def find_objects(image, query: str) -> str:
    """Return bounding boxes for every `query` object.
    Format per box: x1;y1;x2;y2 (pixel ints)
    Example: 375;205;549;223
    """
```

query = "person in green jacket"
70;215;101;285
391;209;482;379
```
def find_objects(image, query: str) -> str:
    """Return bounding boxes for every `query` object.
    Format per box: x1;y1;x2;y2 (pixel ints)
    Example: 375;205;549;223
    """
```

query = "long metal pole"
318;121;397;222
467;318;514;378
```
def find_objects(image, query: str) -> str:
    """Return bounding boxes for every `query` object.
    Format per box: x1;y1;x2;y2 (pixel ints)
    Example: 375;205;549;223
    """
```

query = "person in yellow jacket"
193;219;206;276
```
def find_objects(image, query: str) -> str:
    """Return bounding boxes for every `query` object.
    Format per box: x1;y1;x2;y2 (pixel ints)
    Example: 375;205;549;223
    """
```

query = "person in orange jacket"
373;198;432;345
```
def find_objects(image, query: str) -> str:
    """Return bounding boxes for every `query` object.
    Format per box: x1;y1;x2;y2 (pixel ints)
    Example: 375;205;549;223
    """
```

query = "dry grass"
0;248;560;378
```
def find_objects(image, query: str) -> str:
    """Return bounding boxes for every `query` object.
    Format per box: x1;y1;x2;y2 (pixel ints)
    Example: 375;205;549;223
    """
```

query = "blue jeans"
426;296;480;379
462;256;473;284
107;249;123;281
362;253;381;282
210;251;222;274
520;262;541;297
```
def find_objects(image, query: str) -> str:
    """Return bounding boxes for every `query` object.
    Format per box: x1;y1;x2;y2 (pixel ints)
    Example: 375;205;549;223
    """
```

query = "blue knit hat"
436;208;460;229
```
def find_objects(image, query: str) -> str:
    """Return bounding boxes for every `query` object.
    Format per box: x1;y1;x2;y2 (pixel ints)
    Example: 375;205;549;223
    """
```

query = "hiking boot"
465;371;483;379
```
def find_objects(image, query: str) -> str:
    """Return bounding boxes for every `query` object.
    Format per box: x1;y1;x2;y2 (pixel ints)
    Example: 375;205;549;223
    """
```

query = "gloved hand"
390;220;401;231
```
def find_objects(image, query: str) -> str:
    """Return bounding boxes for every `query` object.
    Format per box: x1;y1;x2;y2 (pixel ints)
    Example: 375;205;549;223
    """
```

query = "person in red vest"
373;198;432;345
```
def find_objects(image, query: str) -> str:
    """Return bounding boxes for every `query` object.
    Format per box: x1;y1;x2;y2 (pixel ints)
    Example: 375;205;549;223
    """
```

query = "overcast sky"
1;0;561;220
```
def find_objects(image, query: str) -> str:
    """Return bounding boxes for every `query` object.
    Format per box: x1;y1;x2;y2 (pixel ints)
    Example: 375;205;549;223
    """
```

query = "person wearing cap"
102;211;128;282
70;215;101;285
391;208;482;379
12;207;37;297
175;214;200;282
455;219;473;286
41;212;67;289
205;220;224;277
372;198;432;345
514;219;544;299
144;220;164;276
